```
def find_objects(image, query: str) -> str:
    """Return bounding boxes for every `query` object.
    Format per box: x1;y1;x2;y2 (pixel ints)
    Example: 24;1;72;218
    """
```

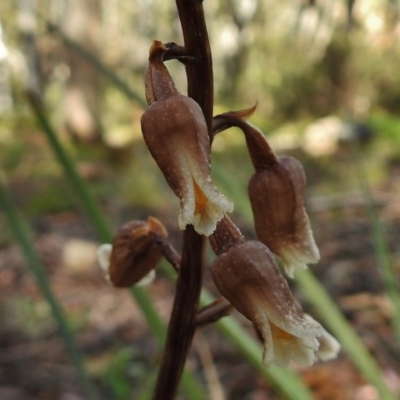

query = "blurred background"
1;0;400;399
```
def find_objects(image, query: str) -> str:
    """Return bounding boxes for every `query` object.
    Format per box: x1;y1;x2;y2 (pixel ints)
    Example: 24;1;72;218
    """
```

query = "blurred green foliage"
2;0;400;399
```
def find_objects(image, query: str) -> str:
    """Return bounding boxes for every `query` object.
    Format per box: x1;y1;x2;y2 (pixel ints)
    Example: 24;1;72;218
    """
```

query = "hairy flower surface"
211;239;331;367
141;41;232;236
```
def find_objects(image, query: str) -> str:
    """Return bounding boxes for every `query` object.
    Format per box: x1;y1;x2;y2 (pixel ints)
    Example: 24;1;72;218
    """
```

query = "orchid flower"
210;217;339;366
141;41;233;236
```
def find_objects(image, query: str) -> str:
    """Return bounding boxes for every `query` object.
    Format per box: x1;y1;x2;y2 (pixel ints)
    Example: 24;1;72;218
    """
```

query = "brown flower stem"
152;1;213;399
151;234;182;272
213;111;279;169
176;0;214;135
212;105;257;135
195;297;233;327
152;226;205;400
164;42;192;63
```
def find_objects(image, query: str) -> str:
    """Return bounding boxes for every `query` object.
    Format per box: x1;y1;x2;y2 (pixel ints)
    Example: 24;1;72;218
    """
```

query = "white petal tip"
136;269;156;287
279;243;319;278
316;330;341;361
97;244;112;272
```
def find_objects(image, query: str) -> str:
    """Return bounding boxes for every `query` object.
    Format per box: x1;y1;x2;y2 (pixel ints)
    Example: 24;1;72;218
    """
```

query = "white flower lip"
305;314;341;361
178;158;234;236
97;243;112;282
97;243;112;273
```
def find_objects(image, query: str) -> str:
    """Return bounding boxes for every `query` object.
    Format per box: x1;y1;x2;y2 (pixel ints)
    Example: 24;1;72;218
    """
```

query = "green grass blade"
0;175;100;400
47;23;147;108
26;92;112;242
296;270;396;400
354;148;400;342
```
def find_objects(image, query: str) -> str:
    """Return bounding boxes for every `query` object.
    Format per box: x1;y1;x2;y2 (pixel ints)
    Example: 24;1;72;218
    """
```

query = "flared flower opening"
249;280;323;367
256;312;322;367
253;293;323;341
256;313;321;367
277;211;320;277
177;153;233;236
270;322;320;367
305;314;341;361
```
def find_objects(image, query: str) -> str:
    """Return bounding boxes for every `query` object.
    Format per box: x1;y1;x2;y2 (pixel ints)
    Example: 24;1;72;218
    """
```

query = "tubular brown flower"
97;217;167;288
140;41;233;236
246;127;320;277
213;109;319;277
211;238;327;367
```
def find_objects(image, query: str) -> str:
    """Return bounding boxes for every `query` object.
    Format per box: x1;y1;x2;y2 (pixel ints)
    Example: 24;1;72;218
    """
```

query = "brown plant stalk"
151;0;213;399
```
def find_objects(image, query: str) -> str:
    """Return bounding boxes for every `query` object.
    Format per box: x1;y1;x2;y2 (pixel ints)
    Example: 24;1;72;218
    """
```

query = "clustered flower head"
98;40;340;369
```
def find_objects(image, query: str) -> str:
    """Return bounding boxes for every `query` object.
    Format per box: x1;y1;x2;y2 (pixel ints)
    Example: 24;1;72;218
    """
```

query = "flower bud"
140;41;233;236
211;240;329;367
97;217;167;288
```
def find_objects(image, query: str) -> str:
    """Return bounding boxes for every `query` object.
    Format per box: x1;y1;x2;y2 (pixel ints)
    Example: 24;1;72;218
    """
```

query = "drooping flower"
248;151;320;278
140;41;233;236
97;216;167;287
213;109;319;277
209;217;338;367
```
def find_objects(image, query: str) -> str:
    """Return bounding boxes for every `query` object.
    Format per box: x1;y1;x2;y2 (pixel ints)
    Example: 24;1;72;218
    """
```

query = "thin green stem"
0;175;99;400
